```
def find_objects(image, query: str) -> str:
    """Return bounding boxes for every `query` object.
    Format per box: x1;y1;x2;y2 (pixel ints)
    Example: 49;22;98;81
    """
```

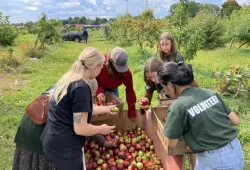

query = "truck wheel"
74;37;80;43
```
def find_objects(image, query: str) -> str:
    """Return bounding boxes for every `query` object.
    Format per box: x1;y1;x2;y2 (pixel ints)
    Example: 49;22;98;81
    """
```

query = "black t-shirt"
41;80;92;158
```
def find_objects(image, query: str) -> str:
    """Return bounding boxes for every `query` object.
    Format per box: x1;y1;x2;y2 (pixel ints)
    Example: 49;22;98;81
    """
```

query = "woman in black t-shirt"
41;47;115;170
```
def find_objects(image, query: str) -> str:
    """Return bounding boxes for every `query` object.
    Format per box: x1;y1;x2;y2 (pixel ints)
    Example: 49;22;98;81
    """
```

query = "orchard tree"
0;12;18;46
24;21;36;34
221;0;241;17
202;4;220;15
169;1;220;18
188;10;226;49
227;5;250;49
110;9;166;49
35;13;62;49
169;0;202;60
170;0;188;51
110;12;134;46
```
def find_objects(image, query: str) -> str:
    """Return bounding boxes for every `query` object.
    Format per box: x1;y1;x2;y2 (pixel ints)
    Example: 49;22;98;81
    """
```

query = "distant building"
83;25;101;29
71;24;84;30
70;24;101;30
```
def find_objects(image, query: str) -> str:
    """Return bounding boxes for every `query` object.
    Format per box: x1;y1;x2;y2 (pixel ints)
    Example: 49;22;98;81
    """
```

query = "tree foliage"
169;0;202;60
221;0;241;17
110;9;167;49
24;21;36;34
35;13;62;49
188;10;226;49
0;12;18;46
227;5;250;48
169;1;220;18
62;16;110;25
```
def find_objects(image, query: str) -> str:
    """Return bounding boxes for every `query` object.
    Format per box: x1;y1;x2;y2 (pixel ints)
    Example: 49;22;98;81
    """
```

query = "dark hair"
107;58;124;78
157;62;194;86
157;32;178;62
143;57;163;85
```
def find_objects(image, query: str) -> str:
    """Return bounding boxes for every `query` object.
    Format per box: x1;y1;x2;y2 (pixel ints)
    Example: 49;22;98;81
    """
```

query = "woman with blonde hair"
41;47;115;170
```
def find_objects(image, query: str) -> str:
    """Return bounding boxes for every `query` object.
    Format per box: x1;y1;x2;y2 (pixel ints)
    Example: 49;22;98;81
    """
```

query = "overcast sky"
1;0;250;23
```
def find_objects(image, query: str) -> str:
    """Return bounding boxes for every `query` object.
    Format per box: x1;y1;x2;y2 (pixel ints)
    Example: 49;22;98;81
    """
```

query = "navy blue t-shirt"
41;80;92;159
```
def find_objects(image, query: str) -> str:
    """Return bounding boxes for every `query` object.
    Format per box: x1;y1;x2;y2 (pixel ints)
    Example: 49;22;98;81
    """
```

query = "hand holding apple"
103;141;116;148
139;97;150;110
111;106;119;112
97;93;106;103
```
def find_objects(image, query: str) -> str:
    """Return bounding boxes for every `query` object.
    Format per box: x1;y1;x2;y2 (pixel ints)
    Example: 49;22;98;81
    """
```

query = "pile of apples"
84;126;163;170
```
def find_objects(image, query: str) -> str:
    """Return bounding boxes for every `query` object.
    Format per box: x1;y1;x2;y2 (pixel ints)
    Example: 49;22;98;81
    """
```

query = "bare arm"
73;112;115;136
228;111;240;126
92;105;117;116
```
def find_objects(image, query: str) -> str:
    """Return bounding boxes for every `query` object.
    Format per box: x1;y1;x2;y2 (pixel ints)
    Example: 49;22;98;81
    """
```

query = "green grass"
0;33;250;169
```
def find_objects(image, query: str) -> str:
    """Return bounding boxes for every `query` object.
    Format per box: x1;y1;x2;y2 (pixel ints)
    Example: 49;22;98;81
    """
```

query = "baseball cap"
110;47;128;73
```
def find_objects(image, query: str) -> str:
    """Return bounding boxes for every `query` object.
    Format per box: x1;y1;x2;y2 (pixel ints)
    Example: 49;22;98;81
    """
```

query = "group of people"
12;32;245;170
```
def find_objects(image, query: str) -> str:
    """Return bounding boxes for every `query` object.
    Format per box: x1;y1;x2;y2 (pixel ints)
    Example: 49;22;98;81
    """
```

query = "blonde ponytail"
54;47;104;103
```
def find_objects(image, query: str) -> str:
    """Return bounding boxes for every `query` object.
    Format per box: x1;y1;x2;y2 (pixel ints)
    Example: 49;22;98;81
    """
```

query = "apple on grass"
139;97;149;110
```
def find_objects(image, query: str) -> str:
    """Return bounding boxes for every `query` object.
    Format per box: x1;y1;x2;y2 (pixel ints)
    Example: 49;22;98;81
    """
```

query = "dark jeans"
104;88;119;97
83;37;88;44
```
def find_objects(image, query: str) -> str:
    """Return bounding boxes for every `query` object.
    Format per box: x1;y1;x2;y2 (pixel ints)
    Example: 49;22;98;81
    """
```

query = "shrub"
0;13;18;46
214;65;250;98
0;48;21;69
101;24;112;40
20;42;47;59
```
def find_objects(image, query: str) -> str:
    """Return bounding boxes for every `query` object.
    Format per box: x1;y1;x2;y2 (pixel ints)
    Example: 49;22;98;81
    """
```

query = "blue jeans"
195;138;245;170
104;88;119;97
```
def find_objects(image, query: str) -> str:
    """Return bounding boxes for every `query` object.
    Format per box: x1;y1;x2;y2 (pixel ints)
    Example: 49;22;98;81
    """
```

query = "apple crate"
92;92;124;122
159;98;176;107
92;110;188;170
151;105;192;156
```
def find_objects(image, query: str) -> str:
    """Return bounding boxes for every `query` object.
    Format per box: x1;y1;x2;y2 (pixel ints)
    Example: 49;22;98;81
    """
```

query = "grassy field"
0;30;249;169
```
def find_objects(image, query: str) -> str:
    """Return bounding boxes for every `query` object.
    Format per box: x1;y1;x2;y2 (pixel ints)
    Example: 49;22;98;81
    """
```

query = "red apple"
101;163;108;170
139;97;149;110
105;135;113;142
135;143;141;150
110;167;118;170
123;160;130;168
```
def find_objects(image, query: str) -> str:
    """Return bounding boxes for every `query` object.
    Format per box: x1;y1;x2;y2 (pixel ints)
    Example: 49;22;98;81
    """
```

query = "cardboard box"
92;110;187;170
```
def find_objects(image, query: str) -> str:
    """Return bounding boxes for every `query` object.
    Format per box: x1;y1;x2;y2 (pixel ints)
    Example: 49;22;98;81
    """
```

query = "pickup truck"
62;30;85;43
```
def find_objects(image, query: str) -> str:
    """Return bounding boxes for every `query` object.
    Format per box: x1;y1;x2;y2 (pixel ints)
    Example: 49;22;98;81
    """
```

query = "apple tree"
0;12;18;46
110;9;167;49
227;5;250;49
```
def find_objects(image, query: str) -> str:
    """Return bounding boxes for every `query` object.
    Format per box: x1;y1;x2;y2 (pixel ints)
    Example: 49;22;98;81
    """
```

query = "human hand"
103;141;116;148
139;97;150;111
97;93;106;103
96;105;118;116
100;124;115;135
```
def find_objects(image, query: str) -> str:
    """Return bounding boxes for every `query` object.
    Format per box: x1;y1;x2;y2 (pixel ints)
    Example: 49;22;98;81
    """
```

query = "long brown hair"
144;57;163;85
107;57;124;79
158;32;178;62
